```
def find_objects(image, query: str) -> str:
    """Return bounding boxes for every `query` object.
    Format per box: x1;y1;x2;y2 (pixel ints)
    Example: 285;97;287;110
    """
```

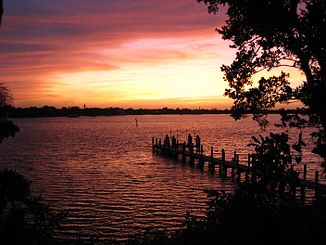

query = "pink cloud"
0;0;229;107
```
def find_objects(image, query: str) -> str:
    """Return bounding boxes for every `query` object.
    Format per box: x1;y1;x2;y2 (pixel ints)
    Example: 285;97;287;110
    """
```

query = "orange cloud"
1;0;234;108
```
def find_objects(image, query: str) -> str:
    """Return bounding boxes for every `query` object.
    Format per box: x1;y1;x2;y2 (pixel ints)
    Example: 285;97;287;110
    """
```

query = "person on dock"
195;135;201;153
164;134;170;149
171;135;176;148
187;134;193;147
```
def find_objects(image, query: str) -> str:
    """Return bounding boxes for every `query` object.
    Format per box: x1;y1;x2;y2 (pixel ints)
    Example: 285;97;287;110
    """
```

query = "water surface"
0;115;323;240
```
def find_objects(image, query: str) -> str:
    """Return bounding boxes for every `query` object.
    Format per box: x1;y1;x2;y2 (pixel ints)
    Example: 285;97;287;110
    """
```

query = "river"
0;114;324;241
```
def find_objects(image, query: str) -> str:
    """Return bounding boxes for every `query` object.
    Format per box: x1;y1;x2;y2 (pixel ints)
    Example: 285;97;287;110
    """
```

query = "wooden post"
182;142;186;162
210;147;214;169
290;166;296;196
251;154;256;181
236;154;241;183
218;149;222;174
152;137;155;151
300;164;307;201
315;170;319;198
245;153;251;181
232;151;237;178
174;142;178;160
190;144;194;165
199;144;204;167
247;153;251;168
221;149;226;176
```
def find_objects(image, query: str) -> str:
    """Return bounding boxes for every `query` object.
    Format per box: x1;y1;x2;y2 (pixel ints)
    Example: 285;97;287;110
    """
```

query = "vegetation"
1;1;326;244
0;169;63;244
129;1;326;244
3;105;305;118
1;85;63;244
129;134;326;245
0;84;19;143
198;0;326;164
2;105;231;117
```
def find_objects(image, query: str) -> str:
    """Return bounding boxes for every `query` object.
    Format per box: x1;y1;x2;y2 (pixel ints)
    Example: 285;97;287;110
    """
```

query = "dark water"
0;115;324;241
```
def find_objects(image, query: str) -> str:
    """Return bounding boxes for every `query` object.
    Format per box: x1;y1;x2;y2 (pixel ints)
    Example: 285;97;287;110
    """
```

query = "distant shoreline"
2;106;302;118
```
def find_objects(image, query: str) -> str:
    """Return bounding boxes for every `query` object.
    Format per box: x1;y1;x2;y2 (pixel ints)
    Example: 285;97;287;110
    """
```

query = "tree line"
2;105;302;118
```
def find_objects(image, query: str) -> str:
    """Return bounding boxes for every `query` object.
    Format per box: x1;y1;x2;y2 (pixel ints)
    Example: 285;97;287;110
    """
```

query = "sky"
0;0;303;109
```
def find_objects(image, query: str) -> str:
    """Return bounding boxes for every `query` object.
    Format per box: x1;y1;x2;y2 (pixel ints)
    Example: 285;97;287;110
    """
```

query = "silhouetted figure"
293;131;306;153
135;118;138;127
187;134;193;146
195;135;201;153
171;135;176;148
164;134;170;149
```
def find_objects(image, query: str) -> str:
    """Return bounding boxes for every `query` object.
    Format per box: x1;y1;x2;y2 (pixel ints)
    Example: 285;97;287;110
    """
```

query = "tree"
0;83;19;143
0;169;63;244
198;0;326;162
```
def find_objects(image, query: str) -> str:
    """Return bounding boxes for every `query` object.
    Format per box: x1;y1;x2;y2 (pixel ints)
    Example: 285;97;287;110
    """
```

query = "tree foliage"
198;0;326;162
0;83;19;143
130;133;326;245
0;169;63;244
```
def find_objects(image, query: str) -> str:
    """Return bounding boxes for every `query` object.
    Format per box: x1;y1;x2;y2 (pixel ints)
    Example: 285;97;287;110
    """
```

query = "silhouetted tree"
0;169;63;244
198;0;326;162
129;134;326;245
0;83;19;143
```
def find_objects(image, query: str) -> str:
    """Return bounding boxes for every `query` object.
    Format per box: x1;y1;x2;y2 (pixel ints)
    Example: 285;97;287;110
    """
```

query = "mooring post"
245;153;251;180
221;149;226;176
174;141;178;160
199;144;204;167
232;151;237;178
218;149;223;174
236;154;241;183
190;144;194;165
290;165;296;196
210;147;214;169
182;142;186;162
315;170;319;198
247;153;251;168
303;164;307;181
251;154;256;181
300;164;307;200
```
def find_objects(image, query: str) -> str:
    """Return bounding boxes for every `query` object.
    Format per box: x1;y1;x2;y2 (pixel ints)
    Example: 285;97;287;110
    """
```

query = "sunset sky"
0;0;303;109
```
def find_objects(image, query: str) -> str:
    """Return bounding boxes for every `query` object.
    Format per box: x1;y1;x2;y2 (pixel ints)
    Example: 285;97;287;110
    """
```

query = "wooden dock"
152;136;326;195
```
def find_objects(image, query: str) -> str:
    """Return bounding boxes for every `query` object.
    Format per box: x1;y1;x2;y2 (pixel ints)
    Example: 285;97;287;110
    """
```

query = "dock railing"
152;136;326;197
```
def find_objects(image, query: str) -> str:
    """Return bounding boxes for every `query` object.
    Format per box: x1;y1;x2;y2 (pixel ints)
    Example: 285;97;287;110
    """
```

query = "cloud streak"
0;0;231;108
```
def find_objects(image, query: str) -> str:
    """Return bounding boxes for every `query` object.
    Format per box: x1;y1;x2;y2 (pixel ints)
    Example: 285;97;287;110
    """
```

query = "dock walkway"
152;136;326;194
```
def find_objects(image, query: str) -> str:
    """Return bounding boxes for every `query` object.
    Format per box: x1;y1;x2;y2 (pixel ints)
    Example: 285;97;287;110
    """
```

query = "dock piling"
190;144;194;165
199;145;204;167
152;135;326;198
221;149;226;176
182;142;186;162
315;171;319;198
210;147;214;169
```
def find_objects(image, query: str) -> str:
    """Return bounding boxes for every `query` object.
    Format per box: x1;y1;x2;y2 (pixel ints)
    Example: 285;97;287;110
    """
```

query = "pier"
152;135;326;196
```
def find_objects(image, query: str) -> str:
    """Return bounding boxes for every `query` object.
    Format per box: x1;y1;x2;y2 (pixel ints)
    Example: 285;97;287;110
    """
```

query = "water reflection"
0;115;323;241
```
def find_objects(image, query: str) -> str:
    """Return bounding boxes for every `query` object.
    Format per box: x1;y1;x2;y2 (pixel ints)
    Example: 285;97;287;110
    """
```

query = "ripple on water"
0;115;323;241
